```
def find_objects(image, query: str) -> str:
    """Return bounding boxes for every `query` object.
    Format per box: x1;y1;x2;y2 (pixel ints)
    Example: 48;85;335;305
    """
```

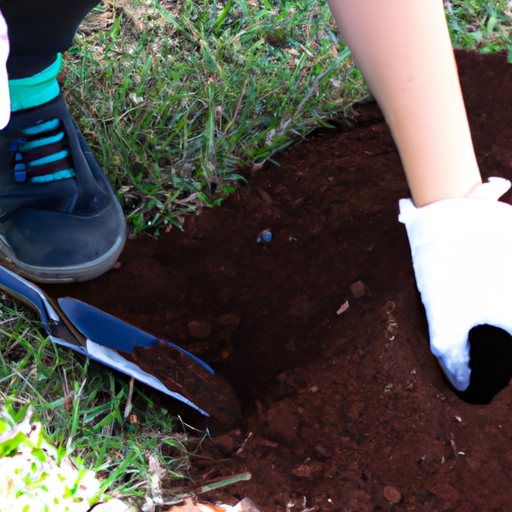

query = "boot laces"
10;118;76;184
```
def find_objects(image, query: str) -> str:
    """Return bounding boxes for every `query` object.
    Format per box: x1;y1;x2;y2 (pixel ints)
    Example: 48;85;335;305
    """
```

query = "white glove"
399;177;512;391
0;10;9;129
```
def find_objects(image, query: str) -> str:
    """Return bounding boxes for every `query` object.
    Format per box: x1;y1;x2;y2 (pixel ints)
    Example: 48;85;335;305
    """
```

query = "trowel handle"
0;265;58;331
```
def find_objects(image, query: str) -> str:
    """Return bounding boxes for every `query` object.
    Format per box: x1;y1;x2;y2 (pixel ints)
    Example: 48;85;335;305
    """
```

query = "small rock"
383;486;401;504
217;313;240;326
188;320;211;338
350;280;366;299
314;444;332;459
336;300;349;315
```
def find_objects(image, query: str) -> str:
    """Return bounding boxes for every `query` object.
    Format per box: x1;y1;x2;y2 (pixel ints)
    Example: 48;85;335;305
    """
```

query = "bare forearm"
327;0;482;206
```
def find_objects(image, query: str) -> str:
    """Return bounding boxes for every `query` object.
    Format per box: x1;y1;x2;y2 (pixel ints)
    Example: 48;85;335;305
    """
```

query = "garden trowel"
0;265;240;424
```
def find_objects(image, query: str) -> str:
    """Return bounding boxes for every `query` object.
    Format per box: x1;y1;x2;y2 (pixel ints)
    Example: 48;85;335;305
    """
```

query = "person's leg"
327;0;482;207
1;0;99;78
0;0;126;283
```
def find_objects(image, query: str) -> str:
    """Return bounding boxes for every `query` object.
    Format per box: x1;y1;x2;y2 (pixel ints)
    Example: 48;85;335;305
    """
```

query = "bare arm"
327;0;482;206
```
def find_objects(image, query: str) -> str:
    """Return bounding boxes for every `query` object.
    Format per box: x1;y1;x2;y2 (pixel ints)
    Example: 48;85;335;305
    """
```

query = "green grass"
2;0;512;507
64;0;366;234
62;0;512;235
0;299;192;504
445;0;512;54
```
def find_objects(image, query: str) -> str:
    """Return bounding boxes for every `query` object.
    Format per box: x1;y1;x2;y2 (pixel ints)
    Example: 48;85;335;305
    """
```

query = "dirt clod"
187;320;211;338
213;434;235;452
350;280;366;299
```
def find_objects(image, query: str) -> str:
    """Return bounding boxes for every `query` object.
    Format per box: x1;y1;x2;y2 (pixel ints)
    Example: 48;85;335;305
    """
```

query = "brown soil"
43;51;512;511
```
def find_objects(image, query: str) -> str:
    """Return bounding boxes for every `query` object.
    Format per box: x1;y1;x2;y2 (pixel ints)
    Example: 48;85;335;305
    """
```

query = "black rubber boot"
0;93;126;283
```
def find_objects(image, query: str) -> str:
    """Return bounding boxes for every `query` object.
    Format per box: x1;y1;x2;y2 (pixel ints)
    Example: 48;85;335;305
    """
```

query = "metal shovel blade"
58;298;241;424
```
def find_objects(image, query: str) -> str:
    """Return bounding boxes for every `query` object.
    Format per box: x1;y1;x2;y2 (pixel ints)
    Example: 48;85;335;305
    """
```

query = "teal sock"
9;55;75;184
9;54;63;112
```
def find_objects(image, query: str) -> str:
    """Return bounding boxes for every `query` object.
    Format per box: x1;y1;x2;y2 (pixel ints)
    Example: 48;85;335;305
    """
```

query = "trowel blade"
58;298;241;424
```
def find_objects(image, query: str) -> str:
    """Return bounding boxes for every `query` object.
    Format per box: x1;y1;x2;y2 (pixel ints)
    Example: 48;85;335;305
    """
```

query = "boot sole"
0;228;126;283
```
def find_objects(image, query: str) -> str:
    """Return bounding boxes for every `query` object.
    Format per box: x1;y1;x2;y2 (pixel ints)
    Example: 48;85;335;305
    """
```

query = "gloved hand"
399;177;512;391
0;10;9;129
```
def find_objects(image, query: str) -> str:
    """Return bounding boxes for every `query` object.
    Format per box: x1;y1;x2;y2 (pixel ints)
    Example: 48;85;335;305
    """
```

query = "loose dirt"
44;51;512;511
